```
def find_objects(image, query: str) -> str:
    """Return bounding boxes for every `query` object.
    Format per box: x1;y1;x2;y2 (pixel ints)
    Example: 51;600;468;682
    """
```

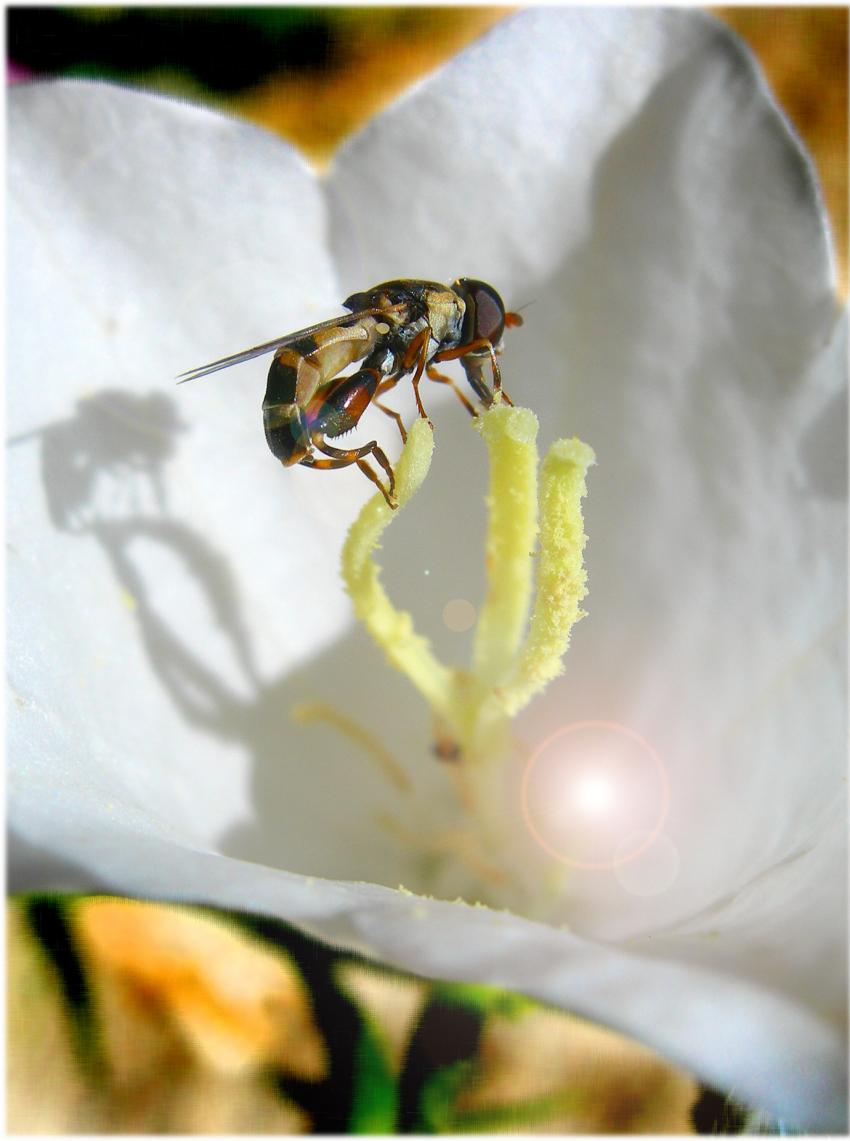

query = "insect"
178;278;523;508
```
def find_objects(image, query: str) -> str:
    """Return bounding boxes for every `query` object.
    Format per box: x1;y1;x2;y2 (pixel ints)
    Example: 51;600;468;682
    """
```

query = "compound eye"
457;278;506;346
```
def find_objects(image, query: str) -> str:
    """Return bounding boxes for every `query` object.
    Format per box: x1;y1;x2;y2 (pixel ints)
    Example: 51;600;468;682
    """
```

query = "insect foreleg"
434;338;514;407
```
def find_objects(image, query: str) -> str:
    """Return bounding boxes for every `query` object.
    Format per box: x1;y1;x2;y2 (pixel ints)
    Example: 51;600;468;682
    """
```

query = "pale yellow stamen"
290;701;411;793
340;405;594;763
472;405;539;686
498;436;595;716
377;812;508;887
326;403;593;895
341;419;456;723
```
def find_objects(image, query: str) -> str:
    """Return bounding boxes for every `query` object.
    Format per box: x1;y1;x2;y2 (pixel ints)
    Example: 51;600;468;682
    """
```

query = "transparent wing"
176;308;389;384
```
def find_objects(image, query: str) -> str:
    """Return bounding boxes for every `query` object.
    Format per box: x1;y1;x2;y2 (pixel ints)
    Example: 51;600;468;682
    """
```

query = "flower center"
307;402;595;910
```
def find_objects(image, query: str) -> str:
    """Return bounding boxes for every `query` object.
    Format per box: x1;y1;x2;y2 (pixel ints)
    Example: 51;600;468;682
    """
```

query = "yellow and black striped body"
262;281;468;469
263;317;385;466
181;277;519;508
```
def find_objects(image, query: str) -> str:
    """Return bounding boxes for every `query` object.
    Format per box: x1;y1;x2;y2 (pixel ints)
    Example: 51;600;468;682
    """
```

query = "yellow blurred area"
7;896;707;1133
232;8;508;166
717;7;847;295
7;900;321;1133
233;7;847;295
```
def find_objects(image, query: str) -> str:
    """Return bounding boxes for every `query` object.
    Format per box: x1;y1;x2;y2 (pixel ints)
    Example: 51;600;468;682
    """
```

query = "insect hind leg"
302;363;400;507
309;438;397;508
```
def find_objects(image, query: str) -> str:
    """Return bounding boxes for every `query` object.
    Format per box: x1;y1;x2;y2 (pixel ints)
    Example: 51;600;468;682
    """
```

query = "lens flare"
521;720;669;870
442;597;477;631
573;771;616;815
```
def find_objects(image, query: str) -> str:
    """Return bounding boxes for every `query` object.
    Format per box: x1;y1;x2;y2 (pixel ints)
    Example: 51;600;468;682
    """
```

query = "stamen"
341;420;456;723
290;701;411;793
472;405;539;686
377;812;508;887
331;403;594;900
339;406;593;762
498;436;595;716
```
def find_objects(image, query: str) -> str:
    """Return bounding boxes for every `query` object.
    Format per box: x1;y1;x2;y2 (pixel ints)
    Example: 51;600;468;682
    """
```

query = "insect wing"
177;309;380;384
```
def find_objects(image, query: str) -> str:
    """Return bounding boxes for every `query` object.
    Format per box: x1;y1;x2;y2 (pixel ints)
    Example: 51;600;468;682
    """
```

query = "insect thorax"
345;280;466;358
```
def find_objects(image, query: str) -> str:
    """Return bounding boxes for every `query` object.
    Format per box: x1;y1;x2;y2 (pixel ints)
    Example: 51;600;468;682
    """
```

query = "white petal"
327;9;796;296
8;80;417;873
330;2;845;971
9;14;846;1127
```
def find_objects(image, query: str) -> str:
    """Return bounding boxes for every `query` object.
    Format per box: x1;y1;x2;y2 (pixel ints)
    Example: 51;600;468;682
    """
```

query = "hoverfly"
178;278;523;508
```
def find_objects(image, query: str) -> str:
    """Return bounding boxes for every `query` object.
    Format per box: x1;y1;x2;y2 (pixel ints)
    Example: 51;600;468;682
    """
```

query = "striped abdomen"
263;319;380;464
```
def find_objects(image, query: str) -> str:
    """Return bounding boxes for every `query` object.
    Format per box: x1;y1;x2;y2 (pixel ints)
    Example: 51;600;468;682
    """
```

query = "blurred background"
7;7;847;1134
7;6;847;291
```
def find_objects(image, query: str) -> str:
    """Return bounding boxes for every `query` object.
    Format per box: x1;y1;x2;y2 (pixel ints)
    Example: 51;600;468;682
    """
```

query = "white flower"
9;8;846;1129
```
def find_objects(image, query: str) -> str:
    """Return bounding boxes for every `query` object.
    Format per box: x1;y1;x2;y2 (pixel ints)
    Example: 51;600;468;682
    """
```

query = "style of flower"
9;9;846;1129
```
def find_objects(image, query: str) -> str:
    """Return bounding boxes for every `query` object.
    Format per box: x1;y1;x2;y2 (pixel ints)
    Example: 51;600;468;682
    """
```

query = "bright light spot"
521;720;669;870
573;772;616;815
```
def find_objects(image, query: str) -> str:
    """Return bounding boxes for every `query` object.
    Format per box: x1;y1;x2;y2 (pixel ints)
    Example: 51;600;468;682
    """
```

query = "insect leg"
306;366;382;438
304;365;399;505
425;364;477;417
373;399;408;443
375;373;402;397
402;328;434;426
301;449;396;509
357;458;395;509
433;339;514;407
317;433;397;497
371;374;409;442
